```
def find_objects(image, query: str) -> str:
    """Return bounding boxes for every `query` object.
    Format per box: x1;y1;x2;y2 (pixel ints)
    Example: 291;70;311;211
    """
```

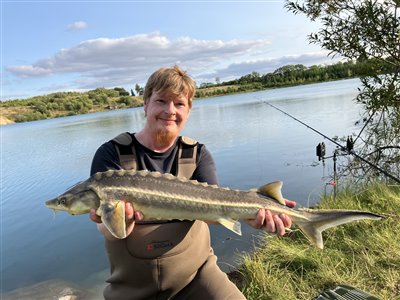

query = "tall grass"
235;182;400;300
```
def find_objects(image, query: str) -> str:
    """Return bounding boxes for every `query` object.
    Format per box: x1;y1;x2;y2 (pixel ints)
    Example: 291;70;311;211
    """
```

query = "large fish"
45;169;382;249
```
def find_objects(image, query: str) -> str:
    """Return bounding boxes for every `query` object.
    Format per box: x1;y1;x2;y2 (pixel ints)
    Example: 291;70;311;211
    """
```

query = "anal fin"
218;218;242;235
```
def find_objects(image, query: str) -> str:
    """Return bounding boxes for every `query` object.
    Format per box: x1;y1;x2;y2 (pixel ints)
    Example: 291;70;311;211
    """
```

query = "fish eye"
58;198;66;206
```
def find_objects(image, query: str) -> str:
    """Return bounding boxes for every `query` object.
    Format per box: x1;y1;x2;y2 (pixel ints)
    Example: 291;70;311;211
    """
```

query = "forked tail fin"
294;210;382;249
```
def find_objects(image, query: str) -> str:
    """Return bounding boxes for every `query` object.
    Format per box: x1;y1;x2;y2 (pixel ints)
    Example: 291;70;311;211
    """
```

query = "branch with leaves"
285;0;400;183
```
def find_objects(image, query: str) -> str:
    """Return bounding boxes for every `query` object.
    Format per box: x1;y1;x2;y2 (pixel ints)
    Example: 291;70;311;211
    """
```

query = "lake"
1;78;363;298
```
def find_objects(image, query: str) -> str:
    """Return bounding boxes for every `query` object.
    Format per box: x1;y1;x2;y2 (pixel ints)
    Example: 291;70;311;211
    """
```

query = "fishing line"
260;99;400;183
352;109;376;144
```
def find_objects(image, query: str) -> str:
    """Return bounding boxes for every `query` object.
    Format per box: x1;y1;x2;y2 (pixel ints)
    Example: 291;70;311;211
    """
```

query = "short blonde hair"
143;66;196;108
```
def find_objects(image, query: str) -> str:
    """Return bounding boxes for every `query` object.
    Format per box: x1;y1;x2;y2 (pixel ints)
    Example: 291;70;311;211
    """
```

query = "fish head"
45;180;100;215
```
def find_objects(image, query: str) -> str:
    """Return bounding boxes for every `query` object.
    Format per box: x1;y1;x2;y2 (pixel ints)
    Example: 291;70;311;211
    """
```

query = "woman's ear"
143;101;148;117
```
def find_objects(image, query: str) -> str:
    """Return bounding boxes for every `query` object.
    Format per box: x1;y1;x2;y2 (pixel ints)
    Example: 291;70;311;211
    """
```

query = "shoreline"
0;78;360;126
0;115;15;125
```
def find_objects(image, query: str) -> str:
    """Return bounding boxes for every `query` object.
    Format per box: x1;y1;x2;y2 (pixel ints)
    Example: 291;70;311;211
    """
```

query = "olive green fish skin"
94;171;286;220
45;169;382;249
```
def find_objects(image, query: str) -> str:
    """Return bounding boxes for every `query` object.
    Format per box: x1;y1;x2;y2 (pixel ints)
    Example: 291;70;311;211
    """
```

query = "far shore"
1;77;359;126
1;115;15;125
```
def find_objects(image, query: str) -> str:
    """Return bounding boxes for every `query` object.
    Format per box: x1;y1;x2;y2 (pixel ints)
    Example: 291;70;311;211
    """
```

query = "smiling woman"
137;66;195;152
88;65;250;300
140;91;191;151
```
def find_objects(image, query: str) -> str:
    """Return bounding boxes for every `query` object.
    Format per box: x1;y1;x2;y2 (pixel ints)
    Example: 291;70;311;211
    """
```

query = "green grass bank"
232;182;400;300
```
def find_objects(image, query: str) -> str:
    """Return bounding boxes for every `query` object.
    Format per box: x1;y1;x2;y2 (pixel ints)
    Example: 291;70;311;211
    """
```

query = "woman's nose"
165;101;176;115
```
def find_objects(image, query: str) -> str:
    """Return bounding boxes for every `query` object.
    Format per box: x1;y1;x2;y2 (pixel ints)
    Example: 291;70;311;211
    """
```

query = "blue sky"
2;0;340;100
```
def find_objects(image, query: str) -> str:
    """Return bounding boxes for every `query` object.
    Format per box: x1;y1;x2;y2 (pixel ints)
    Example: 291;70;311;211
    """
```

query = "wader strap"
177;136;198;179
112;132;137;170
112;133;198;179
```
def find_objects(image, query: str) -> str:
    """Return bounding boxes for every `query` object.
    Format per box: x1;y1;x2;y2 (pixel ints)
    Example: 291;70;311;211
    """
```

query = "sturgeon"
45;169;382;249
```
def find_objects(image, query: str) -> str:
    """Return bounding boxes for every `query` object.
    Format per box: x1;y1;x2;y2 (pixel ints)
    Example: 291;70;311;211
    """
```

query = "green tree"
285;0;400;182
118;96;134;107
135;84;144;96
114;87;130;96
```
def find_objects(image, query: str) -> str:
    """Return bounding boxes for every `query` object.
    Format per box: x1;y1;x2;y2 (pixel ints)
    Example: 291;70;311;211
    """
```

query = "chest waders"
102;133;245;300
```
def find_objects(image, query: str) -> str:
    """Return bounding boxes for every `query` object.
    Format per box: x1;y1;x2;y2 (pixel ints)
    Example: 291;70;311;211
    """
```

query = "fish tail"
294;210;382;249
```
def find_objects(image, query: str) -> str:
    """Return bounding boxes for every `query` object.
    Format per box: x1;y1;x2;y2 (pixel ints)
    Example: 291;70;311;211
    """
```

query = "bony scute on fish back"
45;169;382;249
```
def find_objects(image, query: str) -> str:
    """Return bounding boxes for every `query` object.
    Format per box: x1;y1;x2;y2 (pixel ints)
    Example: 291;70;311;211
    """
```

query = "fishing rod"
262;100;400;184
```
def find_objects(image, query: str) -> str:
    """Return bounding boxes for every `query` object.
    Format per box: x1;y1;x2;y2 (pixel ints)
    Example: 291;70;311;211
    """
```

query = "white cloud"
4;33;342;97
67;21;88;31
5;65;53;78
6;32;271;89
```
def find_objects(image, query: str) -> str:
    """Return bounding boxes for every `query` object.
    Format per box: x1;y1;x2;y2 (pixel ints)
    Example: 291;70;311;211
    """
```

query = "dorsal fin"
257;181;285;205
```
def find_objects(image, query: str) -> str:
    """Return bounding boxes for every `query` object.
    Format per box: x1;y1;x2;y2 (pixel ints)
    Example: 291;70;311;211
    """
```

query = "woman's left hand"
246;199;296;236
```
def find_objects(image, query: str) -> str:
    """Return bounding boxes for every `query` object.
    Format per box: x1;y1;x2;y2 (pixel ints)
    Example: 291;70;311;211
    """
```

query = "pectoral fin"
97;201;127;239
218;218;242;235
257;181;286;205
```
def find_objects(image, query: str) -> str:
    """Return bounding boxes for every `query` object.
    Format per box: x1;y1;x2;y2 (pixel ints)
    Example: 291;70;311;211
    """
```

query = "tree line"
194;59;395;98
1;58;395;123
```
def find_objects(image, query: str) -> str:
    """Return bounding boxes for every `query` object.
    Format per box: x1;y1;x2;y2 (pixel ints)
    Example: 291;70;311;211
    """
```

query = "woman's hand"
89;201;143;240
246;199;296;236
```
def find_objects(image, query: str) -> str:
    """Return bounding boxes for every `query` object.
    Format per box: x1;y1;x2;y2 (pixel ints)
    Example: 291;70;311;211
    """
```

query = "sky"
2;0;342;100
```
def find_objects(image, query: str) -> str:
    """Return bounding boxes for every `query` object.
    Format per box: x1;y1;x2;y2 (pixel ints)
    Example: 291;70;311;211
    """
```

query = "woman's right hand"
89;202;143;240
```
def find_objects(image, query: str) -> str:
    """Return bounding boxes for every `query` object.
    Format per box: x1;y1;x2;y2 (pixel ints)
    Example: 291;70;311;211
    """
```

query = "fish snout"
45;196;67;210
45;198;57;208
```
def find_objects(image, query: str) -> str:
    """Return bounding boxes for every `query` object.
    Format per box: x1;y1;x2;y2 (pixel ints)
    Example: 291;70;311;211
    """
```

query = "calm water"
1;78;363;296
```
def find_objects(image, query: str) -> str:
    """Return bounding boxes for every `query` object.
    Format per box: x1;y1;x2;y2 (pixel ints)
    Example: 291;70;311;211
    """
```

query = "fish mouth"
44;199;59;218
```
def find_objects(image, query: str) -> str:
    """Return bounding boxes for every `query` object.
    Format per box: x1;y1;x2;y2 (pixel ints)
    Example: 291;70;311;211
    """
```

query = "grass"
232;182;400;300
